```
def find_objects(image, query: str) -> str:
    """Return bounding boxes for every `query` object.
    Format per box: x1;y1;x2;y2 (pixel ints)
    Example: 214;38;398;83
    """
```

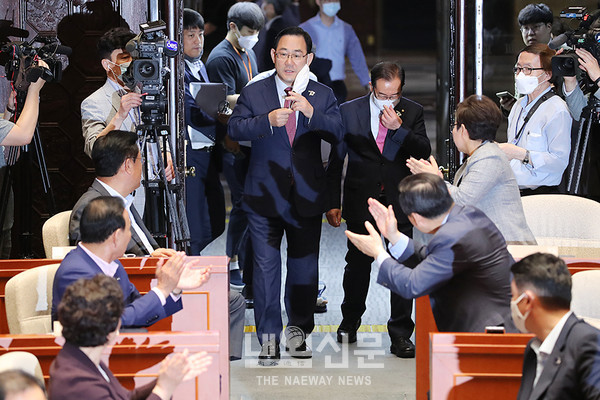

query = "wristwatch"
522;150;530;165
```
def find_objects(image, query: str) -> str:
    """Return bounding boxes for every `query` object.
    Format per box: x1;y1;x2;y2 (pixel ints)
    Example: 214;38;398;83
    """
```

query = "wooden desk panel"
0;331;221;400
415;259;600;400
430;333;533;400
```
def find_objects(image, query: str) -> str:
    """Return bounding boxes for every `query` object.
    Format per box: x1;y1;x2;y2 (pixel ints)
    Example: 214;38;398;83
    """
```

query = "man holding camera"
498;44;571;195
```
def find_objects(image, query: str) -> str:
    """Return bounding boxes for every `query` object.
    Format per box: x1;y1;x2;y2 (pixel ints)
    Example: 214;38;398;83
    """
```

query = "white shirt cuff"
388;234;410;259
376;250;392;268
151;287;167;306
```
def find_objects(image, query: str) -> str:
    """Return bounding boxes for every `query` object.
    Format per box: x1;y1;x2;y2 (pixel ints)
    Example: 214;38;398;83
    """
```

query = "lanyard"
232;45;253;82
513;106;526;145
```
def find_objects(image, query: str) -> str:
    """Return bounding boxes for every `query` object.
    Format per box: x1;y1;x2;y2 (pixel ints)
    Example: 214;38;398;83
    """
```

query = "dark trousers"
342;220;415;339
185;146;225;255
247;208;321;343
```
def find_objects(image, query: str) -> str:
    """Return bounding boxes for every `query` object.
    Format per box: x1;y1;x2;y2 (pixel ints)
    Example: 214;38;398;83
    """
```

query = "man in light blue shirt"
300;0;369;104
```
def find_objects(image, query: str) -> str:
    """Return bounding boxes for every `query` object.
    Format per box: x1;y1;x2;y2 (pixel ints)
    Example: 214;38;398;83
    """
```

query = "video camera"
0;29;71;92
551;7;600;92
122;20;179;126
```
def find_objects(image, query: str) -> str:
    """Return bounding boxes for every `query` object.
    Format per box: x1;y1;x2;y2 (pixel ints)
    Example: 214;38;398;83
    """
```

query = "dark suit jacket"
328;94;431;230
52;246;182;327
377;204;517;332
48;342;159;400
69;180;158;256
227;75;343;218
517;313;600;400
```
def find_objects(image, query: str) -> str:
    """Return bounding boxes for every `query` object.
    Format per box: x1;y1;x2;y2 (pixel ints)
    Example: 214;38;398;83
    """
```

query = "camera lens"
138;61;156;79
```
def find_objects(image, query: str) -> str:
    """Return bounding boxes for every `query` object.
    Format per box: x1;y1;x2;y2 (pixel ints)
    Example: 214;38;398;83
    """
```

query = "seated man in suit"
53;196;208;328
69;130;173;257
512;253;600;400
346;173;516;332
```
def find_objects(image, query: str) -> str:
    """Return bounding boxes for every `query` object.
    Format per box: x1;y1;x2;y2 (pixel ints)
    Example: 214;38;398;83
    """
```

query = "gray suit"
69;180;157;256
449;141;536;244
377;204;517;332
81;79;137;157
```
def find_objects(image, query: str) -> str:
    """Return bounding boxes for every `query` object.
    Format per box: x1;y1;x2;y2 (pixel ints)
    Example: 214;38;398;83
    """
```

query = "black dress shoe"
283;326;313;359
258;340;280;366
336;318;361;344
390;336;415;358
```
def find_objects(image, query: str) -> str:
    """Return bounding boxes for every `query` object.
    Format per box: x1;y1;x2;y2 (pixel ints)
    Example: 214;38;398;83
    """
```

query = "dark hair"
58;275;124;347
97;27;136;60
92;130;139;177
183;8;204;30
398;174;453;219
0;370;46;400
520;43;555;72
455;95;501;142
518;3;553;26
264;0;291;16
370;61;406;90
227;2;265;31
273;26;313;53
80;196;126;244
511;253;571;310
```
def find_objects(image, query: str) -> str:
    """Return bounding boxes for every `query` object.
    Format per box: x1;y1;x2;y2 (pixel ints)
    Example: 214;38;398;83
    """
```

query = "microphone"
549;33;568;50
43;42;72;56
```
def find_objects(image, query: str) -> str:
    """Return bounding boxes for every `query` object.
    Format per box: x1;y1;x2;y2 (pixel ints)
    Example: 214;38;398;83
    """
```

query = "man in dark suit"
228;26;343;364
54;196;208;328
346;174;516;333
69;130;174;257
512;253;600;400
182;8;226;256
326;61;431;357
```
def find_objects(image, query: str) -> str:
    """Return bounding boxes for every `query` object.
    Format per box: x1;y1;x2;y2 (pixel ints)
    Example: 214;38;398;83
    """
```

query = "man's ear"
368;82;373;92
271;48;277;64
306;52;314;67
101;58;111;73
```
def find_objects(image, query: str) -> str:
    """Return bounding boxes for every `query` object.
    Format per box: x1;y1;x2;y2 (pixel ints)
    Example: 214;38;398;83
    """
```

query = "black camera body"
1;32;70;92
123;20;179;126
551;8;600;92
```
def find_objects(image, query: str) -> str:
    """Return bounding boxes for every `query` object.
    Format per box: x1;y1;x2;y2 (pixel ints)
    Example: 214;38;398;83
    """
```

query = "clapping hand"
367;198;404;245
406;156;442;177
345;221;384;258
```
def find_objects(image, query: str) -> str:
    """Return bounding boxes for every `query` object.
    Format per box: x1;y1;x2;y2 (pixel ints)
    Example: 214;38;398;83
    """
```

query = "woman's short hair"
455;94;501;142
58;274;124;347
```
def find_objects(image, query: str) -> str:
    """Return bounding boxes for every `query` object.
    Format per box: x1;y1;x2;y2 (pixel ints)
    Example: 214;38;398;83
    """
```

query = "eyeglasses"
274;52;308;61
520;23;547;33
373;89;401;101
513;66;544;75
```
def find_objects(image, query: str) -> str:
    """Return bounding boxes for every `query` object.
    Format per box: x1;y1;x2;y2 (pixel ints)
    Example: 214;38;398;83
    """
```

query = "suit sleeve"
576;328;600;398
393;104;430;159
326;104;349;210
81;95;109;158
376;239;457;298
227;86;275;141
120;276;182;328
304;87;343;144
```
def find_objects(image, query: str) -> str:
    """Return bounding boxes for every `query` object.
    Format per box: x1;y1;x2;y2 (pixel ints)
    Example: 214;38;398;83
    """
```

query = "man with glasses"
498;44;571;195
518;3;554;46
326;61;430;357
228;26;342;365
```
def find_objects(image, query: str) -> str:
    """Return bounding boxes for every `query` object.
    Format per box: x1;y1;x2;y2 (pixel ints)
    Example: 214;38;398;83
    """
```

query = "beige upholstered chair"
0;351;44;383
41;210;71;258
5;264;60;334
571;270;600;329
521;195;600;248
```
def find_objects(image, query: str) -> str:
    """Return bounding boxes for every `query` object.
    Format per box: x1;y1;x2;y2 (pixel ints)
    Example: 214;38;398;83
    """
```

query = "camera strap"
514;91;556;144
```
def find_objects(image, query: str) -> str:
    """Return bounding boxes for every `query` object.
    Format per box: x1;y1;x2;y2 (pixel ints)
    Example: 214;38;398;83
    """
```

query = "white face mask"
372;93;396;112
515;71;543;95
322;2;341;17
510;292;531;333
237;30;259;50
292;64;311;94
108;60;130;78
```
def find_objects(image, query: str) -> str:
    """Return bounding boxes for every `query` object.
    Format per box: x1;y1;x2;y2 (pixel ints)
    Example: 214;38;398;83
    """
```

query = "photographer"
0;61;46;146
562;48;600;121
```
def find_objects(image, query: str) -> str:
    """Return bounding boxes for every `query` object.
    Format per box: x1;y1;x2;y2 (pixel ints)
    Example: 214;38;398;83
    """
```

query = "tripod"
137;122;190;251
0;90;54;258
566;95;600;195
